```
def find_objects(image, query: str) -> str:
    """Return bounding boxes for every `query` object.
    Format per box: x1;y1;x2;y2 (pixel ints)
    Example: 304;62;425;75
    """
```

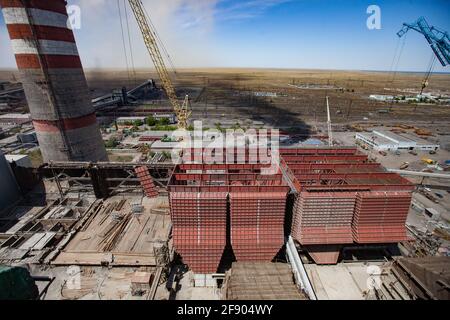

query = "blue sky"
1;0;449;71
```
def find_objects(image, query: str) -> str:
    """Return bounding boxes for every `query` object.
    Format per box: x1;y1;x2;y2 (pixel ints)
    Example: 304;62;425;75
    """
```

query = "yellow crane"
128;0;191;129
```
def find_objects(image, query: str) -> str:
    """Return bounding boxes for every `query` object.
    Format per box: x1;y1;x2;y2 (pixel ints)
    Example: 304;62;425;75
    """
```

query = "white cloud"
68;0;222;68
0;0;291;69
215;0;293;21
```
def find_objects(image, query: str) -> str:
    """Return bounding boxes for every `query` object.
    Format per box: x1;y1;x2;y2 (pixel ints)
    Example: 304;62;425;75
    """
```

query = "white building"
116;114;177;125
369;95;394;101
116;116;146;125
356;130;439;152
0;113;31;125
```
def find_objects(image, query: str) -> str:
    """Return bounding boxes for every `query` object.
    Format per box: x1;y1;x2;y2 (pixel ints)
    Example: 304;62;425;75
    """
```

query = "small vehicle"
435;193;444;199
400;162;409;170
422;158;436;165
429;150;437;155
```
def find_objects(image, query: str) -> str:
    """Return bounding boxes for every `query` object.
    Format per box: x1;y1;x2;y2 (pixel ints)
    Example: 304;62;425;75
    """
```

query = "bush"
158;117;170;125
146;116;156;126
105;137;118;148
133;119;144;127
162;151;172;160
150;125;177;131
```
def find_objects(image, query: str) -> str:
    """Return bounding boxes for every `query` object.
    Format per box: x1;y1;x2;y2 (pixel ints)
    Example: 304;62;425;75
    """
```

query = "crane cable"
141;2;178;77
117;0;131;82
386;37;401;87
123;0;137;85
421;53;436;94
390;32;408;86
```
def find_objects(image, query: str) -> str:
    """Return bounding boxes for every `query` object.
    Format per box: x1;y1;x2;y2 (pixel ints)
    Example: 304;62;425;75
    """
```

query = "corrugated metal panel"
352;192;412;243
168;148;415;270
230;192;287;262
170;192;228;273
292;192;356;245
135;166;158;198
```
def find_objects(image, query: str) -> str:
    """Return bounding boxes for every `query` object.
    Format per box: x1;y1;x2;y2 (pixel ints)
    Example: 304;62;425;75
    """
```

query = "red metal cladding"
292;192;357;245
7;24;76;42
15;54;83;69
170;192;228;273
33;113;97;133
138;136;160;142
0;0;69;14
230;192;287;262
135;166;158;198
167;149;415;270
279;148;359;156
352;192;412;243
304;245;341;265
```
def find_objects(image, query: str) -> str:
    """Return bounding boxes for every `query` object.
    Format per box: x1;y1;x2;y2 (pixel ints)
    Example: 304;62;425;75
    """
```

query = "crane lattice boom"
397;16;450;67
128;0;191;129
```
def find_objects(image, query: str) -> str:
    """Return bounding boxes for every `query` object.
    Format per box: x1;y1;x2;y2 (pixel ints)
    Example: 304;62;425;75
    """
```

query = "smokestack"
0;0;107;162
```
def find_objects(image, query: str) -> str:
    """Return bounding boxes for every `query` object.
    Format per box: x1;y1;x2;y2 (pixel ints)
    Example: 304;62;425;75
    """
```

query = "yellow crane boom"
128;0;191;129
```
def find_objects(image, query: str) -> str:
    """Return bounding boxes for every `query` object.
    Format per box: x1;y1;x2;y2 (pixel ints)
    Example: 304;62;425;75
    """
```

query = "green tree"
158;117;170;125
105;137;118;148
133;119;144;127
146;116;156;126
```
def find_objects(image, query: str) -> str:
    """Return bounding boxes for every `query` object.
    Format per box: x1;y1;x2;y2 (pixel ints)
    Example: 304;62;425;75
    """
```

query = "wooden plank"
52;251;156;266
33;232;56;250
19;233;46;250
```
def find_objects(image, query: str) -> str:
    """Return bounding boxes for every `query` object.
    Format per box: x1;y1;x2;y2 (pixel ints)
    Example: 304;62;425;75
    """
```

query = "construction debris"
131;271;154;296
391;257;450;300
223;262;307;300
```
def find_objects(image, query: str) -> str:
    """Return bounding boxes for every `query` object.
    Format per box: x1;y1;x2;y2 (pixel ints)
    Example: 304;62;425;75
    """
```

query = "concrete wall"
0;151;21;214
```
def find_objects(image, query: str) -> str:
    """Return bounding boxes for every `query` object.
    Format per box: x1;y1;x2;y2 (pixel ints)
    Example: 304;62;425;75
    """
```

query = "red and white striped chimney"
0;0;107;162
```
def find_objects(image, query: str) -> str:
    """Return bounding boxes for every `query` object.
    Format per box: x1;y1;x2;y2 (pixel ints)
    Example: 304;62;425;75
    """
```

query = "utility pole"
326;96;333;147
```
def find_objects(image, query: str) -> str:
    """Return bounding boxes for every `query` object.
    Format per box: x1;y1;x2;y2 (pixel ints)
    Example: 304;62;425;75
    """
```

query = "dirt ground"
1;68;449;133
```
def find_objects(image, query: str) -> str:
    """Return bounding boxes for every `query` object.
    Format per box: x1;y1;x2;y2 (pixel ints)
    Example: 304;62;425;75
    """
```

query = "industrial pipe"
286;236;317;300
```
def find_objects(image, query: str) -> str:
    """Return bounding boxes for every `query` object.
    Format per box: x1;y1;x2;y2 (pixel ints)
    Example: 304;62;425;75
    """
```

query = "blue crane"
397;16;450;67
396;17;449;94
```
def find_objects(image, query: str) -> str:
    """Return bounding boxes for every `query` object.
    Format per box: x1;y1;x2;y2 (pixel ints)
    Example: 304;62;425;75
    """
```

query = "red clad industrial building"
280;148;414;264
168;147;415;273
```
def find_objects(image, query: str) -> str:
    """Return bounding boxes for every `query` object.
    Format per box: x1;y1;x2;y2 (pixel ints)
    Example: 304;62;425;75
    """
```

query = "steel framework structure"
128;0;191;128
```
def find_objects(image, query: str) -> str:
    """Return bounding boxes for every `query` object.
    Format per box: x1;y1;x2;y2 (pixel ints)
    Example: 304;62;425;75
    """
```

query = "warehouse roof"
0;113;30;119
373;130;415;144
356;132;395;146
